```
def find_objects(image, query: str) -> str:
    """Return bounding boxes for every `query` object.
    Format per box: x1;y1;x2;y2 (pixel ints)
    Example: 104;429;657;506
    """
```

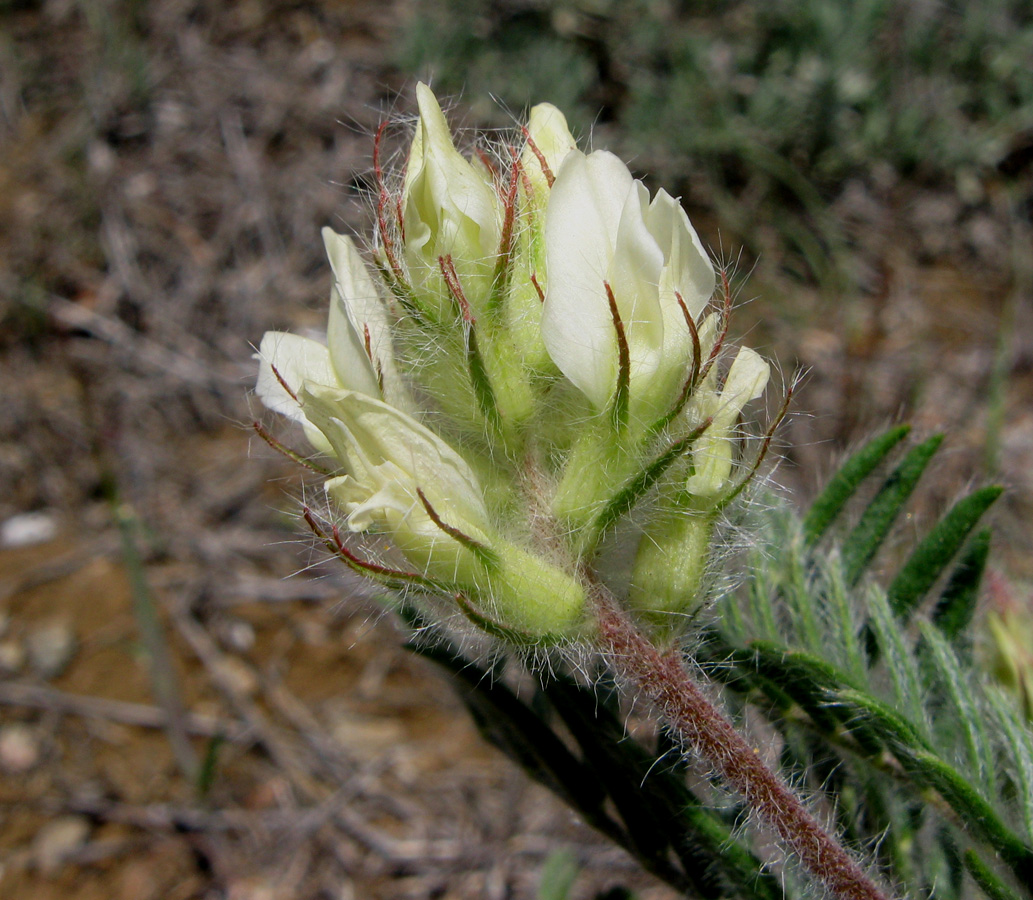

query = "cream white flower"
519;103;578;208
301;385;492;577
255;84;776;640
686;345;770;497
300;384;585;635
256;230;401;452
401;83;502;318
322;227;407;408
541;150;715;429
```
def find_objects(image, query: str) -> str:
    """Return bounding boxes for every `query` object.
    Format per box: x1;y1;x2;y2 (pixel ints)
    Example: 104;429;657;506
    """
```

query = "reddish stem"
589;588;893;900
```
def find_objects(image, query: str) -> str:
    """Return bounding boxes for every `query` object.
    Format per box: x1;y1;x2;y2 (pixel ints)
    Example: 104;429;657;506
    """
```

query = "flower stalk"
588;582;892;900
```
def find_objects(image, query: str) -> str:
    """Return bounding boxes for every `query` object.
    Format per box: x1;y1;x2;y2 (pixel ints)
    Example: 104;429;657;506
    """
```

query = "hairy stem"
589;587;892;900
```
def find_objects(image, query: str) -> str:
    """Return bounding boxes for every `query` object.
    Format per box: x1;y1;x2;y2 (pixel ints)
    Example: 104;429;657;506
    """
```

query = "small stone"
226;877;277;900
26;619;77;679
216;618;256;653
32;815;91;875
295;617;328;646
214;656;259;697
0;511;59;548
0;723;40;773
0;639;24;675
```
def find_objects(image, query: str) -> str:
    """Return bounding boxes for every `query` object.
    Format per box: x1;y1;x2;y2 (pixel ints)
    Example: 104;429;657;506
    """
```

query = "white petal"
403;83;500;263
322;228;389;398
608;181;665;380
326;470;414;532
255;331;336;423
300;385;491;531
542;150;635;408
326;291;381;399
685;346;769;497
645;189;715;321
520;103;577;190
721;346;770;414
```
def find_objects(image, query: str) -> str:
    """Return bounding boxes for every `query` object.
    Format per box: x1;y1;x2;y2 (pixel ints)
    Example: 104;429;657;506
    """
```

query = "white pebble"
0;512;58;548
26;619;77;679
32;815;91;875
0;639;24;675
0;723;40;773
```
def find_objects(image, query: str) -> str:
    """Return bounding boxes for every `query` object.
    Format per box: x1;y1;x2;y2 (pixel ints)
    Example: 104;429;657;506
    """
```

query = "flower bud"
302;385;491;578
401;83;502;321
256;230;405;454
322;227;408;410
685;346;770;498
519;103;577;215
300;385;586;636
477;544;587;638
629;512;714;634
501;103;578;374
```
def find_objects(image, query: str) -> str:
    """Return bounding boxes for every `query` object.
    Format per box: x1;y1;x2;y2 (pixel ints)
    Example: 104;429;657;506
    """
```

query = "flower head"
255;84;776;640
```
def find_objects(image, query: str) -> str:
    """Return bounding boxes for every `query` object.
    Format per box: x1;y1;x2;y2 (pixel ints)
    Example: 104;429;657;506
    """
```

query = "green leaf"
802;425;911;547
824;560;868;685
465;323;503;435
699;633;796;711
841;433;943;586
541;676;673;865
888;486;1002;621
542;675;782;900
932;527;992;642
909;748;1033;887
538;849;580;900
836;688;933;758
866;588;928;731
745;641;850;734
825;687;1033;889
988;689;1033;844
588;418;712;545
920;622;995;800
963;849;1022;900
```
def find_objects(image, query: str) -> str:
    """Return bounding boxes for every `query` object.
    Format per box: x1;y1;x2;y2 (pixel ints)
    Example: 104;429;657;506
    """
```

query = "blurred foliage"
400;0;1033;284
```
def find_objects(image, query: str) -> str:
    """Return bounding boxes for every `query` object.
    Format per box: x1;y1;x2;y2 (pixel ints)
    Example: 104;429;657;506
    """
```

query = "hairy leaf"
866;588;927;731
410;643;619;839
920;622;995;799
932;527;992;642
802;425;911;547
988;689;1033;843
888;486;1002;622
543;674;782;900
841;433;943;586
964;849;1023;900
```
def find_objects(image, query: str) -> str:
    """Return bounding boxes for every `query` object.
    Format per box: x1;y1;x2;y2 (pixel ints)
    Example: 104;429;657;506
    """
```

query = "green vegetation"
405;429;1024;899
402;0;1033;283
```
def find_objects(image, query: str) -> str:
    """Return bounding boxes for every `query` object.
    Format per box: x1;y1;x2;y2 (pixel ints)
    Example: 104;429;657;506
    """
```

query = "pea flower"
400;82;502;321
542;149;716;431
254;84;776;641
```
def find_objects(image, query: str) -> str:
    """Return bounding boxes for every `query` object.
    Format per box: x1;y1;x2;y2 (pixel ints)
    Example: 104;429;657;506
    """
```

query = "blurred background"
1;0;1031;897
